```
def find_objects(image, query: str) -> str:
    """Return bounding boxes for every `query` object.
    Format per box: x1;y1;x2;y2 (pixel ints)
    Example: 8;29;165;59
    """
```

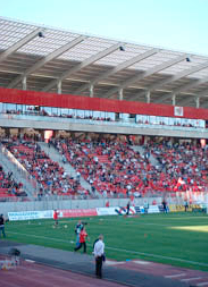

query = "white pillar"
119;89;123;100
146;91;150;103
57;81;62;94
172;94;176;106
22;76;27;90
195;97;200;108
89;85;94;98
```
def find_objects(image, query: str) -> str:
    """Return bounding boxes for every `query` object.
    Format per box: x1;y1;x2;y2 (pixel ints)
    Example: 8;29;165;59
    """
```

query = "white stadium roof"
1;17;208;108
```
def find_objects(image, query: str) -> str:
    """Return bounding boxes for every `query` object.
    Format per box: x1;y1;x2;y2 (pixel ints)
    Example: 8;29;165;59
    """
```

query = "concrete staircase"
0;145;38;199
39;142;95;195
132;145;159;167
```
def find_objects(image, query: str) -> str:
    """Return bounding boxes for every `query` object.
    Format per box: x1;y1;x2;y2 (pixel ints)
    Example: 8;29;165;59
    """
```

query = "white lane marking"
165;273;186;278
8;231;208;268
181;277;202;282
105;261;125;265
134;260;150;265
25;259;35;263
197;282;208;286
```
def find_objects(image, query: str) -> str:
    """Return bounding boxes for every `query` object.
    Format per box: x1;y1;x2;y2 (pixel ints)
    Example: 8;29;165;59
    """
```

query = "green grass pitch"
4;212;208;271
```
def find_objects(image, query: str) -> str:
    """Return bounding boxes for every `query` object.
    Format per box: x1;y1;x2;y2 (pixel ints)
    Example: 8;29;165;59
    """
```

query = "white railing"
0;144;39;194
0;113;206;133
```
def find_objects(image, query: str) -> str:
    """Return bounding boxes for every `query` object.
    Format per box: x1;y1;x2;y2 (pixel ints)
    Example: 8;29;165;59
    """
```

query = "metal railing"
0;113;206;133
0;144;39;196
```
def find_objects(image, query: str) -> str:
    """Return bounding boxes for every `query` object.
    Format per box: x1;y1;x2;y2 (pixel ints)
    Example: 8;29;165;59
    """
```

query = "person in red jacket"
74;227;88;253
53;210;59;228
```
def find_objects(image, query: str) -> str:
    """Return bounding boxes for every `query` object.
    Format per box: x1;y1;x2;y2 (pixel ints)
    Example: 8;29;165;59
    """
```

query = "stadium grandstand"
1;16;208;287
0;16;207;202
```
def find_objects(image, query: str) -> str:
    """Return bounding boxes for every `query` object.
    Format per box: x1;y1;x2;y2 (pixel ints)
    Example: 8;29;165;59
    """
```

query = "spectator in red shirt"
53;210;59;228
105;201;110;208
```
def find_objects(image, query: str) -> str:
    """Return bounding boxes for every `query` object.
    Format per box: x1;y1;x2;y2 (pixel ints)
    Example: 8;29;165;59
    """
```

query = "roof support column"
119;89;123;100
89;84;94;98
195;97;200;108
146;91;150;103
172;94;176;106
57;81;62;94
22;77;27;90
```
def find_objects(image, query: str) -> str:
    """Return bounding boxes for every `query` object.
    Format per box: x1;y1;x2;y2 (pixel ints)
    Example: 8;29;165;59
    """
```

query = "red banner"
1;87;208;119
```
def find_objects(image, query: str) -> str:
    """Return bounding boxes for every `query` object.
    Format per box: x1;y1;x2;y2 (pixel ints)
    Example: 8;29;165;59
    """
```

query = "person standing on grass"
93;234;105;279
74;220;83;247
184;200;189;212
74;226;88;253
0;214;6;238
162;198;168;213
53;210;59;228
126;201;130;215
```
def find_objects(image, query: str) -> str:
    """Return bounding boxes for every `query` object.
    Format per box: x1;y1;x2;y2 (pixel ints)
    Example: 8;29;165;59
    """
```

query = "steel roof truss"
7;35;86;89
42;42;124;92
74;48;159;94
104;54;188;98
0;28;42;64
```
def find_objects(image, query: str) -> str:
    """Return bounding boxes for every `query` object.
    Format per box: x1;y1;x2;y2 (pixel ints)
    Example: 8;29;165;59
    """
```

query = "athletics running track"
1;241;208;287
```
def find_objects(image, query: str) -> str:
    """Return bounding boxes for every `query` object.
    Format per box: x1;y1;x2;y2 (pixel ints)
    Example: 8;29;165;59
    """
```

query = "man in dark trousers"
0;214;6;238
162;198;168;213
53;210;59;228
93;234;105;279
126;201;130;215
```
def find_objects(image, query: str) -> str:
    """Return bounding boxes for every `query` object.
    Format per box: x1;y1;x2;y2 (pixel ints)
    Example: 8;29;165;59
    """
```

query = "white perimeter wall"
0;197;162;216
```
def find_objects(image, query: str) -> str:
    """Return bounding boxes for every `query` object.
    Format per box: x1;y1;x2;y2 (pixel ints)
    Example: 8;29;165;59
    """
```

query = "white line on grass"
8;231;208;268
181;277;203;282
165;273;186;278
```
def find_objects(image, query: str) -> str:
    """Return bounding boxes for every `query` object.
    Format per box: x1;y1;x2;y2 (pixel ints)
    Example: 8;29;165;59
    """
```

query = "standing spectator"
0;214;6;238
53;210;59;228
74;227;88;253
105;201;110;208
126;201;130;215
162;198;168;213
74;220;83;247
93;234;105;279
184;200;189;212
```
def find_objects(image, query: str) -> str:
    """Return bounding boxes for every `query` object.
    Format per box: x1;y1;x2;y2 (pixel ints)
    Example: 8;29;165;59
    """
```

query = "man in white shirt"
93;234;105;279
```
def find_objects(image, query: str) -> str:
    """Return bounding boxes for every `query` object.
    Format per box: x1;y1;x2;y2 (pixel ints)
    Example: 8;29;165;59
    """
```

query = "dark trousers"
74;242;86;253
0;226;6;238
95;256;103;278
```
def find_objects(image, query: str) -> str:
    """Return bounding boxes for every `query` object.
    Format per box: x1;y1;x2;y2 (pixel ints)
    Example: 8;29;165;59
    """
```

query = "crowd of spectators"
4;139;89;198
0;166;27;199
1;135;208;199
50;137;208;197
5;107;115;122
51;137;163;197
145;140;208;192
3;105;205;129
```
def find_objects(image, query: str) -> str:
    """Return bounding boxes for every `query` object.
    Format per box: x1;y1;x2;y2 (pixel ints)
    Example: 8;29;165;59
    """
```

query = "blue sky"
1;0;208;56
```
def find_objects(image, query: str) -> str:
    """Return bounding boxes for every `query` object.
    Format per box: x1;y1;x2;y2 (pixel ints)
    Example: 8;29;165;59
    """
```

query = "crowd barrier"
8;207;135;221
9;203;205;221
